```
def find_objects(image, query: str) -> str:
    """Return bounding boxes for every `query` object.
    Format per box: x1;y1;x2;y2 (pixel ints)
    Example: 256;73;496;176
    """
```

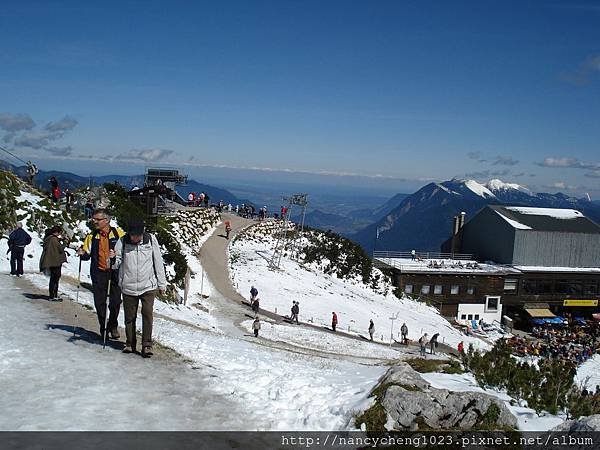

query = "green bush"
302;226;373;284
464;339;576;415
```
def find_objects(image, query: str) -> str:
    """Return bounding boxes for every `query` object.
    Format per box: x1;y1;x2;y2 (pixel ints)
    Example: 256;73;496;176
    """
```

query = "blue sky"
1;1;599;196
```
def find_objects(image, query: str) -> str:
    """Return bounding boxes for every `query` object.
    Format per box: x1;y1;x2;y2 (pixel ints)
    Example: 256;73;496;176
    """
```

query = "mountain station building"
376;205;600;328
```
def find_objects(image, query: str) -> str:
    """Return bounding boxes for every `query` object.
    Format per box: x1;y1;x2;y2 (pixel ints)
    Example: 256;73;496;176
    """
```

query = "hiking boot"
141;347;153;358
51;297;63;302
109;328;120;339
122;345;133;354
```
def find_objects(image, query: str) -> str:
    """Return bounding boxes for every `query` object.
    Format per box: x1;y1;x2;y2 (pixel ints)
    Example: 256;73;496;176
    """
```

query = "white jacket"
113;233;167;296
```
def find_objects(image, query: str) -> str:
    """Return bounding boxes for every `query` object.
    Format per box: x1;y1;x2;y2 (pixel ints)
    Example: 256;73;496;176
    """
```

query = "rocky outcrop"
552;414;600;431
372;363;517;431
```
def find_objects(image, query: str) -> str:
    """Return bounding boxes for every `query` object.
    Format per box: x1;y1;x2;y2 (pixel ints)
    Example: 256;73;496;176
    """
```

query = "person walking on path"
252;297;260;314
78;208;125;341
26;161;38;185
291;301;299;324
250;285;258;302
457;341;464;354
419;333;429;357
331;312;338;332
39;225;67;301
48;176;60;203
401;322;409;345
64;188;74;212
187;192;196;207
203;194;210;208
8;222;31;277
368;319;375;341
224;220;232;239
253;316;261;337
430;333;439;355
114;219;166;357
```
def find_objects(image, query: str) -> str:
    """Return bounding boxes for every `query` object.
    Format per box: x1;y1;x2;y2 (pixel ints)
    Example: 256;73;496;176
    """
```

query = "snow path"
1;273;386;430
0;276;241;431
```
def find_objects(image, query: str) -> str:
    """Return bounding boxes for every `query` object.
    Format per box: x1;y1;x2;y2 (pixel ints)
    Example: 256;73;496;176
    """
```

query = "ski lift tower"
269;193;308;270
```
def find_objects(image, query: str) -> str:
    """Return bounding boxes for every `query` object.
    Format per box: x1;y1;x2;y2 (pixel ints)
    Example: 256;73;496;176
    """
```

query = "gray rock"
552;414;600;431
382;363;430;391
378;363;517;430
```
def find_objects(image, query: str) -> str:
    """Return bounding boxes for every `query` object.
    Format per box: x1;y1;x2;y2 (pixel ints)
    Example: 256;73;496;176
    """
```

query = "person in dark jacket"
64;188;74;212
77;208;125;341
331;312;338;332
291;301;299;324
401;323;409;345
368;319;375;341
39;225;67;301
8;222;31;276
252;297;260;314
430;333;439;355
250;285;258;302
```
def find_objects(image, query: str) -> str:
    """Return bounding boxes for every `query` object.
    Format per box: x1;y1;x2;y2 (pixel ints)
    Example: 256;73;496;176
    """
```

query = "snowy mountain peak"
464;179;496;198
440;178;496;199
486;179;532;195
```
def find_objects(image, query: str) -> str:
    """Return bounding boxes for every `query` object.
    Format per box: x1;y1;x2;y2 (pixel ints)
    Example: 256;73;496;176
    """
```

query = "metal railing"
373;251;473;260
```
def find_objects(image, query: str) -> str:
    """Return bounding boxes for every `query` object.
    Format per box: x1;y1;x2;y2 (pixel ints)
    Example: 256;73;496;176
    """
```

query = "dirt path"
196;214;449;359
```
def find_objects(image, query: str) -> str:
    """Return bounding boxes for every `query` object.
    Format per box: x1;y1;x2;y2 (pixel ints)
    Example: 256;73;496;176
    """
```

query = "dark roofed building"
442;205;600;267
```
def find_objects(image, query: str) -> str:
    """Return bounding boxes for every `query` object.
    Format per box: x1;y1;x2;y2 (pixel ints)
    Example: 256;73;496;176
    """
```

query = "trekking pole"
73;256;82;337
102;258;112;350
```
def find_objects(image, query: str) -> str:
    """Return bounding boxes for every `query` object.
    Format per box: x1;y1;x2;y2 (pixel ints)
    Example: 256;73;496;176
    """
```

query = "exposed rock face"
378;363;517;430
552;415;600;431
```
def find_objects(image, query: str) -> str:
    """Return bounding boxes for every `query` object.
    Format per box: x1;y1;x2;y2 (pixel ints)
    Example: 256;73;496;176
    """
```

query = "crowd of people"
506;323;600;366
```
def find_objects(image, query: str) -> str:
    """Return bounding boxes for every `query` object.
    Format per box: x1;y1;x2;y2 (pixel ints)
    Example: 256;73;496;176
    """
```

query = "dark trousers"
49;266;61;298
10;246;24;275
332;323;336;332
123;290;155;349
254;329;259;337
93;270;122;336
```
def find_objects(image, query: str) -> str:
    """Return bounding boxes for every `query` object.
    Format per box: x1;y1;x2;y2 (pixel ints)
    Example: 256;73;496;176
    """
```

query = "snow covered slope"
229;222;489;351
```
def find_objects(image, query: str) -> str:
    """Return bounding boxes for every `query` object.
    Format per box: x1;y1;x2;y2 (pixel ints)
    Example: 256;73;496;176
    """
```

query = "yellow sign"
563;299;598;307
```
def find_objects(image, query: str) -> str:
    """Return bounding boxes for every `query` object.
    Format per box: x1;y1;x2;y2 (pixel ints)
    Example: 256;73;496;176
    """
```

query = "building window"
584;284;598;296
461;314;467;320
523;279;537;294
504;279;518;294
421;285;431;295
474;314;480;320
467;314;473;320
434;285;443;295
556;280;583;296
450;285;459;295
404;284;413;294
486;296;500;312
467;286;475;295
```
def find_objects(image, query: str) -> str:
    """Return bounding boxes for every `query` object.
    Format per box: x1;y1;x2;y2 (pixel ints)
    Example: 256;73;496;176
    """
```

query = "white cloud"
114;148;174;162
0;113;35;132
44;116;78;132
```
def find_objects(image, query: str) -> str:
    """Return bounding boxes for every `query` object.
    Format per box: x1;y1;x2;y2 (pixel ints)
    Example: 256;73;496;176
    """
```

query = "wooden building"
378;206;600;324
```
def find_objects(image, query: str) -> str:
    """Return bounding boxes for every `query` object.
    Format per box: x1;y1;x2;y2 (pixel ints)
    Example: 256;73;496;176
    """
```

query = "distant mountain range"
0;160;252;207
351;178;600;255
291;193;409;235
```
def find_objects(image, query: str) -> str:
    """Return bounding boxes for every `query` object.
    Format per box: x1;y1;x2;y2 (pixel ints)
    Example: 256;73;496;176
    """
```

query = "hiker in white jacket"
113;219;166;358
